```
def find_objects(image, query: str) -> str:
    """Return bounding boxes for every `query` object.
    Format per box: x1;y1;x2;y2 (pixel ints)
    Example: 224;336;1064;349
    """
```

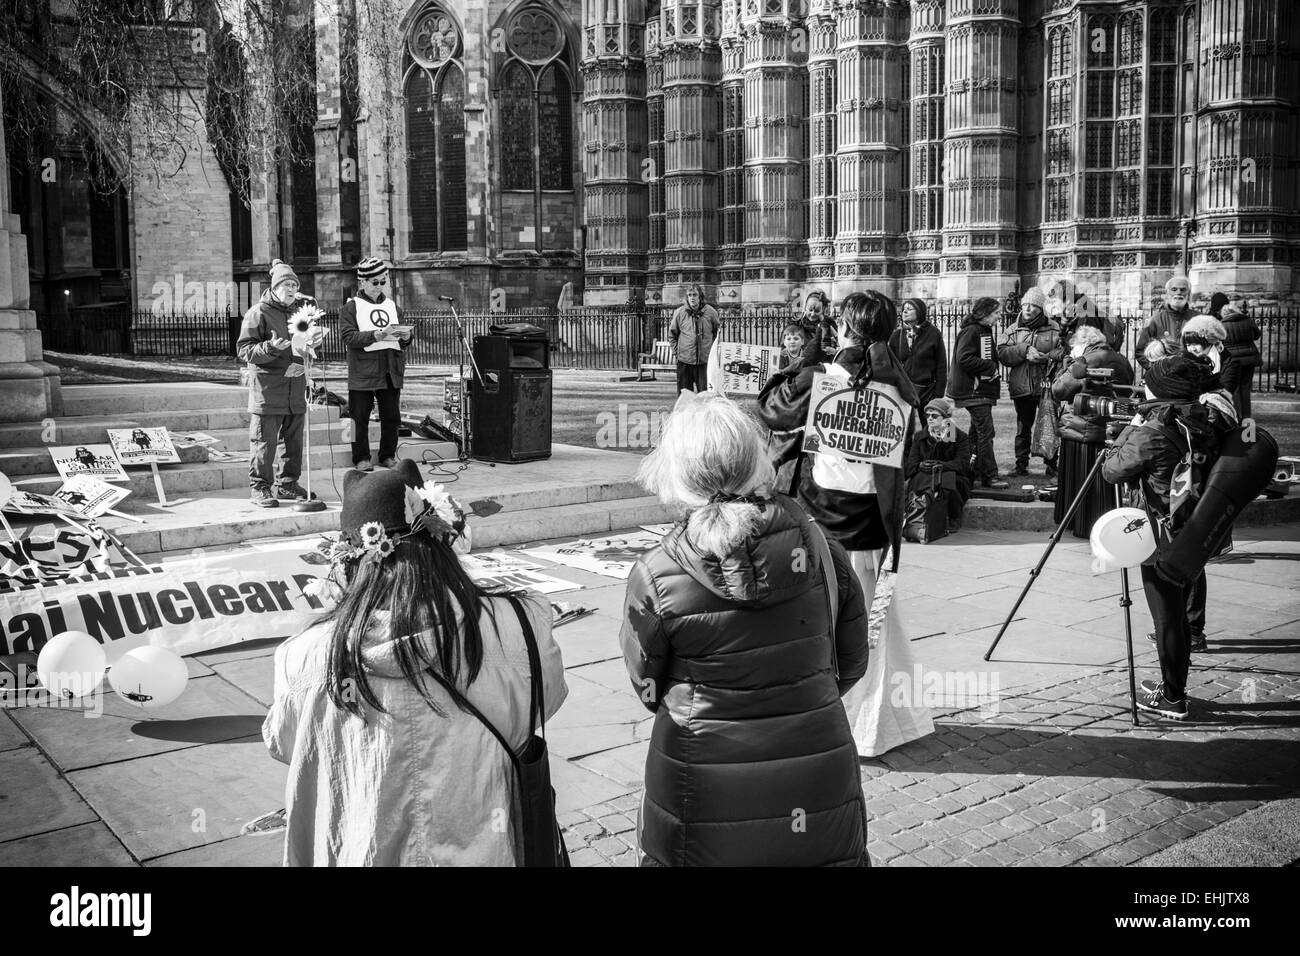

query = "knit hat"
269;258;298;290
356;256;388;281
1021;287;1047;310
1182;314;1227;344
925;397;955;418
1144;353;1217;402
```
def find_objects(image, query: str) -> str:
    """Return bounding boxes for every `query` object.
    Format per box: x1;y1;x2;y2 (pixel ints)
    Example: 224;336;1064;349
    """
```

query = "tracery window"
498;6;574;192
404;6;467;252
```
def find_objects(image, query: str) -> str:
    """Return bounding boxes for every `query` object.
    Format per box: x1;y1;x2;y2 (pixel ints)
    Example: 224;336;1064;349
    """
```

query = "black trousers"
349;387;401;464
676;362;708;393
1012;395;1039;469
1140;565;1193;700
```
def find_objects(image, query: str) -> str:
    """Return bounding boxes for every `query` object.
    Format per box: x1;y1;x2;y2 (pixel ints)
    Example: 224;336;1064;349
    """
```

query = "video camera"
1071;367;1144;421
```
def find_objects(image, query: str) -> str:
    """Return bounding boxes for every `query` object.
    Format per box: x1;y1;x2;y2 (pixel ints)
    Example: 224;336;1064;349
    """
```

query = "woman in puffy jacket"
620;391;871;867
1049;325;1135;537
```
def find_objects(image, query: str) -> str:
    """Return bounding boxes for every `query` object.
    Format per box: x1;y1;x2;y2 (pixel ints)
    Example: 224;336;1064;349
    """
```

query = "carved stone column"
940;0;1021;303
902;0;943;300
0;79;62;422
833;0;907;301
582;0;651;305
805;0;838;299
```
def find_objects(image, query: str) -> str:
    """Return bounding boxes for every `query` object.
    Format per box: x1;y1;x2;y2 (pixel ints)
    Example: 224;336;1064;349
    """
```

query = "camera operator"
1100;353;1235;720
1049;326;1135;537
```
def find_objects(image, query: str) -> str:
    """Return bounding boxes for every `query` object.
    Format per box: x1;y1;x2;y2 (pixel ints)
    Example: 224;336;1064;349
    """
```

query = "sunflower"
375;536;396;559
358;522;385;548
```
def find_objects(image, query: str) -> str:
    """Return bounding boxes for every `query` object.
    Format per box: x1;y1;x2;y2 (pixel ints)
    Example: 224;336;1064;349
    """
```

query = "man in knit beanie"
339;256;412;470
237;258;317;507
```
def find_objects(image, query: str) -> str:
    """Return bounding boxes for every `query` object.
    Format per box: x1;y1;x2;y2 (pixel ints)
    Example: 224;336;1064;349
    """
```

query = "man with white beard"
1136;274;1193;371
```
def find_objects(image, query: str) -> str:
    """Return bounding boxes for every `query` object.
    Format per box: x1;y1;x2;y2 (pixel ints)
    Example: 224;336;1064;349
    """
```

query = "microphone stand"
441;296;481;461
294;339;326;513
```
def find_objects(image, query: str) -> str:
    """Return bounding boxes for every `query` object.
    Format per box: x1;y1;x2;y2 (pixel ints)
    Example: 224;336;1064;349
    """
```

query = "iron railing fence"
41;304;1300;390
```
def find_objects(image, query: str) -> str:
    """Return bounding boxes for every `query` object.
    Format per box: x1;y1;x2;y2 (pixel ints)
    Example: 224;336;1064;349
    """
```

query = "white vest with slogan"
354;296;400;352
811;361;878;495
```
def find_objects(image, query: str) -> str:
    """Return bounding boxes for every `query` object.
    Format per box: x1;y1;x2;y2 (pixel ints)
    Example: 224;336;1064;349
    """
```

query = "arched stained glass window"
495;4;577;251
404;6;466;252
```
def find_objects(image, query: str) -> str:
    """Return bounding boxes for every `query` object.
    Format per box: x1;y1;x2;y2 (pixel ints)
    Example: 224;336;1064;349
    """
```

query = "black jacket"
888;320;948;408
620;495;870;867
947;318;1001;407
1221;312;1261;367
1051;344;1135;444
1135;304;1192;369
339;292;410;391
905;426;972;482
757;342;919;567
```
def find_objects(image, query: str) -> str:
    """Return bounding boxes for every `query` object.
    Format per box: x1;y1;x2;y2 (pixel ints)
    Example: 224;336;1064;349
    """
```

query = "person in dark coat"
947;296;1007;488
1101;353;1233;720
888;297;947;411
1049;325;1135;537
904;397;972;530
237;259;320;508
621;390;871;866
339;257;412;471
1208;291;1229;320
1219;303;1260;417
758;291;920;571
1136;274;1193;370
997;287;1064;476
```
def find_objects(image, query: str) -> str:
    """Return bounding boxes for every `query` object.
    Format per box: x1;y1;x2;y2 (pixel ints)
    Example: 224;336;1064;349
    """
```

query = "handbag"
1030;370;1060;461
903;465;949;544
424;594;569;867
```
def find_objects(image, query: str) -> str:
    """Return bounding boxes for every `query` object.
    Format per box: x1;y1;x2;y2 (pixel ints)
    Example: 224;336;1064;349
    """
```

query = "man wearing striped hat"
340;257;412;470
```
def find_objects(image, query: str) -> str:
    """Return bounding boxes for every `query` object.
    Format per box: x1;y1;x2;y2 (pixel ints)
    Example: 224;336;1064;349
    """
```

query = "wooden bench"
637;340;676;382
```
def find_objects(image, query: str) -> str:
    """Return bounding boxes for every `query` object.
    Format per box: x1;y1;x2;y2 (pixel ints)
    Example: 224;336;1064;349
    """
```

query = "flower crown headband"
318;481;470;570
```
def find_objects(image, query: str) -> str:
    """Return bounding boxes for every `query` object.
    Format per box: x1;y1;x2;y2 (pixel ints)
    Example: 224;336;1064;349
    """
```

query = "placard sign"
801;374;910;469
106;427;181;465
52;475;132;518
708;343;782;396
48;445;128;482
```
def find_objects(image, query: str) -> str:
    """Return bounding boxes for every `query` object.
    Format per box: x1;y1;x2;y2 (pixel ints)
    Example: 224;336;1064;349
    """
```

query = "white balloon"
1090;507;1158;571
36;630;107;700
109;646;189;710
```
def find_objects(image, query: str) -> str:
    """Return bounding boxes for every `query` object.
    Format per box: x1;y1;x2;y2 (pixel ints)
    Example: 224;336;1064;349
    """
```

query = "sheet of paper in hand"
708;342;782;396
48;444;128;482
107;427;181;465
801;374;910;469
52;475;132;518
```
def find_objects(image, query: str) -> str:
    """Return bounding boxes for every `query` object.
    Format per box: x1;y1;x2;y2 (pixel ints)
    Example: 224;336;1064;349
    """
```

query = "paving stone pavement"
1;525;1297;866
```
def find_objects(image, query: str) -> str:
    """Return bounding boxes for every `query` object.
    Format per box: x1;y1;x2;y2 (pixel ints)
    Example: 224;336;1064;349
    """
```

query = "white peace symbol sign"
370;309;390;328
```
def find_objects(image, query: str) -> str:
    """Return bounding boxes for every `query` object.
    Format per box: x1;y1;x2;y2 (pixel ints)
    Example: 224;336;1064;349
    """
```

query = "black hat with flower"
331;459;470;565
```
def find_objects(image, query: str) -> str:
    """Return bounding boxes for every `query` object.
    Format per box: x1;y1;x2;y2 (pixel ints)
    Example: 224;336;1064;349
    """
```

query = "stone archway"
0;78;63;422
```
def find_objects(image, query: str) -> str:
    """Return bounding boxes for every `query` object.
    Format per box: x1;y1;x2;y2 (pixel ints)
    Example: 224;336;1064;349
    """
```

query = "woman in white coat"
263;460;567;865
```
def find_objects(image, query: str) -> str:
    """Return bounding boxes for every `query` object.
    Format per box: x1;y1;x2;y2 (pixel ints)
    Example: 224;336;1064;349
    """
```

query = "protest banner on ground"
51;475;132;518
0;525;139;591
460;551;543;575
519;532;663;580
106;427;181;465
708;342;782;396
467;567;580;594
801;373;911;468
47;445;128;482
0;538;329;661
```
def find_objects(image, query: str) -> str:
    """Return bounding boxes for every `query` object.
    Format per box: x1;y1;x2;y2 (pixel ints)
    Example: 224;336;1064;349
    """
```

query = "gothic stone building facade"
9;0;1299;317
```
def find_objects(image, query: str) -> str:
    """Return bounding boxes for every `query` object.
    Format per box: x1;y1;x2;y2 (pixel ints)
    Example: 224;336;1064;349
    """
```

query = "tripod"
982;448;1141;726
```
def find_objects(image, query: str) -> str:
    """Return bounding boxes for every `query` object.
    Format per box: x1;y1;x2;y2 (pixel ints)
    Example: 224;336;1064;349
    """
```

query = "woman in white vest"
758;291;934;756
339;257;412;471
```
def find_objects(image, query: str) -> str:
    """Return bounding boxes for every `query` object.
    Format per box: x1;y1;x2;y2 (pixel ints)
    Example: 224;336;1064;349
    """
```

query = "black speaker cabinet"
471;335;552;462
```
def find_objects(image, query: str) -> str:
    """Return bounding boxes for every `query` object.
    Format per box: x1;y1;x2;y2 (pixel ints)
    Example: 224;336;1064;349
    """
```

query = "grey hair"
1071;324;1106;351
637;392;775;557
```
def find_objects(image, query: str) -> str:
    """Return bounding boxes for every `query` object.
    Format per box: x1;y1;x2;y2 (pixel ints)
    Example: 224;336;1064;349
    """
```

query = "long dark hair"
838;291;896;347
321;533;505;719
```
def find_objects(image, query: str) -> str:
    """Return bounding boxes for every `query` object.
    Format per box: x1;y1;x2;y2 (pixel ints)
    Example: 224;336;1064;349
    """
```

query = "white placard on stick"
801;374;911;469
708;342;782;396
52;475;133;519
107;427;181;465
48;445;128;482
